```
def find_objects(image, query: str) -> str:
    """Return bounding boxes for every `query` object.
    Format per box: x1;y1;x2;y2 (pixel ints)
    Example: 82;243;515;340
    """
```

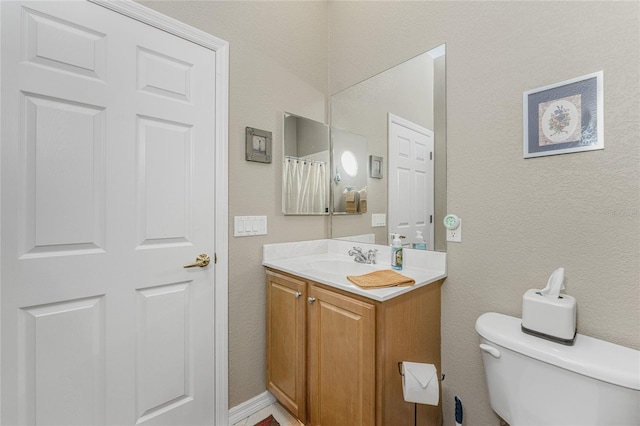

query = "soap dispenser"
412;231;427;250
391;233;404;270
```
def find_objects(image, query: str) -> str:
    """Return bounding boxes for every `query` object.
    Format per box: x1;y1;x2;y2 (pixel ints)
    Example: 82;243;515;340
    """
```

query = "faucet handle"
367;249;378;264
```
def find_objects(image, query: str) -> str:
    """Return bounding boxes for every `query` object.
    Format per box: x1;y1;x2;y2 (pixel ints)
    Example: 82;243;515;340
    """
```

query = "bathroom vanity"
263;240;446;426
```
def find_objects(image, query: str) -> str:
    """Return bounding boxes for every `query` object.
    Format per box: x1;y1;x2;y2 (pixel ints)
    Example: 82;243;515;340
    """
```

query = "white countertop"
263;239;447;302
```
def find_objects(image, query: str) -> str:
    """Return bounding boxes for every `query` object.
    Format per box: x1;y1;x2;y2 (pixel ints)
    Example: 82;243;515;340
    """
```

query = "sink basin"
307;259;379;276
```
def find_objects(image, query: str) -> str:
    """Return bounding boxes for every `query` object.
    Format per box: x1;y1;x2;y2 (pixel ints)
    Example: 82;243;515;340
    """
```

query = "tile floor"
232;402;303;426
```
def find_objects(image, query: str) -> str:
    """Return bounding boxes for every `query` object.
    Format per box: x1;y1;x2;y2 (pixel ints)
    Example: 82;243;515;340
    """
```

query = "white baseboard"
228;390;276;425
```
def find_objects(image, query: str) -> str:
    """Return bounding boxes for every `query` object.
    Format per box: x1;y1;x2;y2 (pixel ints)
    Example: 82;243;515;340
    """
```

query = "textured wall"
329;1;639;425
139;1;329;407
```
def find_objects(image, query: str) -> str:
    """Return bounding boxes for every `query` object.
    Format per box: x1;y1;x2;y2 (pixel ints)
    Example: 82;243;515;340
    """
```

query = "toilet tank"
476;312;640;426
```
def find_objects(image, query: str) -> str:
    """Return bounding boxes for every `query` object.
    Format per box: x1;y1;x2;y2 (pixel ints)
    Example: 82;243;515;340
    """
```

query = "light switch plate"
234;216;267;237
371;213;386;227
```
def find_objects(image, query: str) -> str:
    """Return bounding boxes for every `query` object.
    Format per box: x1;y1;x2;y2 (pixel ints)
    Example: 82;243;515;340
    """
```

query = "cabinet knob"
308;297;316;304
294;291;302;298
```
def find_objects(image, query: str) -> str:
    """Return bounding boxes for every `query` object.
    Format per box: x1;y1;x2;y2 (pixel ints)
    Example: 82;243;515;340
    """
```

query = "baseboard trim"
228;390;276;425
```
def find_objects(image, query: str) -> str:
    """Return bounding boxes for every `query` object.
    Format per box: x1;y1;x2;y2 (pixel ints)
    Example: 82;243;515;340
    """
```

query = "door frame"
0;0;230;424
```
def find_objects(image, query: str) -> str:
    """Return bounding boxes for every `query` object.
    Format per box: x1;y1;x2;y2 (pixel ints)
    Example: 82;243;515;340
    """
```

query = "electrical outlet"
446;219;462;242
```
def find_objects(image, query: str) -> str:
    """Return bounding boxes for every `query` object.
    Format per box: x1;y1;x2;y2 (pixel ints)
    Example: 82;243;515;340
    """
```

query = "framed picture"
369;155;383;179
523;71;603;158
245;127;272;163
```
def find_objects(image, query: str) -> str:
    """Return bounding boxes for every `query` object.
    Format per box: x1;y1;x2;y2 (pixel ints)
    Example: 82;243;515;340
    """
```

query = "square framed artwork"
369;155;383;179
245;127;272;163
523;71;603;158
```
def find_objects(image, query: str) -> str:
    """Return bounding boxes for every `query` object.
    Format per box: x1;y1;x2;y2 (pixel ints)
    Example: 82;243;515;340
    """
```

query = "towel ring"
397;361;445;381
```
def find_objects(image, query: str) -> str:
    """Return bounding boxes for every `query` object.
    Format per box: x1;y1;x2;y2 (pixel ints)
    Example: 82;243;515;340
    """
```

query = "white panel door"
1;2;219;424
388;114;434;249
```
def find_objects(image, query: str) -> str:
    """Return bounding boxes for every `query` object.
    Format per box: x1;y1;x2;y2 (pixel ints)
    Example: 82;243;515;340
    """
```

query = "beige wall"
329;1;639;425
139;1;330;407
141;1;640;423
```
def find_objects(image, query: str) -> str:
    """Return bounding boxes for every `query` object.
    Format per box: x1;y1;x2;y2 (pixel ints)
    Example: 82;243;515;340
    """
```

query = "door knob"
183;254;211;268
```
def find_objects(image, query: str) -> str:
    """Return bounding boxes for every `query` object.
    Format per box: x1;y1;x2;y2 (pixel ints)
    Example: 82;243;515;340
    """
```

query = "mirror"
331;128;368;214
330;44;447;251
282;112;330;215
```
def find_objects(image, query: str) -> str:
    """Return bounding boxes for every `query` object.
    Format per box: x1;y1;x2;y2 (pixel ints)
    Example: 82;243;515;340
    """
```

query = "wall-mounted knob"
308;297;316;304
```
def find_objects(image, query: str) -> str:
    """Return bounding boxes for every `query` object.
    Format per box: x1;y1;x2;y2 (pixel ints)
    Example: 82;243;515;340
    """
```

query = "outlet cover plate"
446;219;462;242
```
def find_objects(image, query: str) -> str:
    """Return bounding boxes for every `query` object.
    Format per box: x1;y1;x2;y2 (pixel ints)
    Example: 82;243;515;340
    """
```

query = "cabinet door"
308;284;375;426
266;271;307;420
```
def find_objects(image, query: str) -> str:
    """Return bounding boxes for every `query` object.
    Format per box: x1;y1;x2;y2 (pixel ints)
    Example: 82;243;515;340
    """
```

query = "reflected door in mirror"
388;114;434;249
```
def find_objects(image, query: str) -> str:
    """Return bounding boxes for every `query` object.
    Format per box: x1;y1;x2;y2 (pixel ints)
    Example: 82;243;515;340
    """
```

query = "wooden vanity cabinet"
266;268;443;426
307;283;376;426
266;270;307;420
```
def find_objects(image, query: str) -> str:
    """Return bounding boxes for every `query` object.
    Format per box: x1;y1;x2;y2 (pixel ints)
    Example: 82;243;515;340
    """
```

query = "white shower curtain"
283;157;327;214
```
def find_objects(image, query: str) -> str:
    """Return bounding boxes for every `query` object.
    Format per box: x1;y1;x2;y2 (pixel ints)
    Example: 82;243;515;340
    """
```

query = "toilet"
476;312;640;426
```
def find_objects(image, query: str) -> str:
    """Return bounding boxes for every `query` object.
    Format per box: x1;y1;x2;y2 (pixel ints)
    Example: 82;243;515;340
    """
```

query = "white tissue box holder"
522;289;576;345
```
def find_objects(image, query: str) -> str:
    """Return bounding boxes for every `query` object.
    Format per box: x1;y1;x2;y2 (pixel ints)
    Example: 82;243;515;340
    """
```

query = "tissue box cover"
522;289;576;342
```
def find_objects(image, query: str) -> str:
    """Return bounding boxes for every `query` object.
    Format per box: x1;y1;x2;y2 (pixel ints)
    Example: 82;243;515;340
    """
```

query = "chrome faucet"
348;247;378;264
348;247;368;263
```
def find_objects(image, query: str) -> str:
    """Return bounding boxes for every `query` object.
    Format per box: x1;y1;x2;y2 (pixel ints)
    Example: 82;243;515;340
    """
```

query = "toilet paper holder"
397;361;445;382
398;362;444;426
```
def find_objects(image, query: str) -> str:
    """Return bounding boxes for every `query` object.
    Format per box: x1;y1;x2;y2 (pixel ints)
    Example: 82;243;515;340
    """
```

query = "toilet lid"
476;312;640;391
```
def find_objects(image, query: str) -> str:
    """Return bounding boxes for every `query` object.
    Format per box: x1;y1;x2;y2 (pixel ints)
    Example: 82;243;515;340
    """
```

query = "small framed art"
523;71;603;158
245;127;272;163
369;155;383;179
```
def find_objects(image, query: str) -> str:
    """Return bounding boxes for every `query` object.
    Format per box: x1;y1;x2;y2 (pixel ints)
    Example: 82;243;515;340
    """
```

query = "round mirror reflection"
341;150;358;177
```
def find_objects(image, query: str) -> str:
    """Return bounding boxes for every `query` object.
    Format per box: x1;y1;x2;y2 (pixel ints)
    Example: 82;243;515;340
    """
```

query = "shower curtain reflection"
283;156;327;214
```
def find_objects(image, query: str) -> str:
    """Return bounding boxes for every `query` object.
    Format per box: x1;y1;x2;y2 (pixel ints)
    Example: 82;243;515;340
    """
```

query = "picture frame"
369;155;383;179
245;127;272;163
523;71;603;158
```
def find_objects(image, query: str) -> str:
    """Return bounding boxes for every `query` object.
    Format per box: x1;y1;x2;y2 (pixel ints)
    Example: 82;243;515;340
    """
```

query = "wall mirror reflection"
331;128;368;214
330;44;447;251
282;112;330;215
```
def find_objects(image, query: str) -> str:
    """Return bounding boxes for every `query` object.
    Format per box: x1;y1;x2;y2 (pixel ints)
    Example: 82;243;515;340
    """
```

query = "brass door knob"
183;254;211;268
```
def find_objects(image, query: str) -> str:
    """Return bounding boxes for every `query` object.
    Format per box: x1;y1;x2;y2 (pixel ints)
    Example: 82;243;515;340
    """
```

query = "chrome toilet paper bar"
397;361;445;381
